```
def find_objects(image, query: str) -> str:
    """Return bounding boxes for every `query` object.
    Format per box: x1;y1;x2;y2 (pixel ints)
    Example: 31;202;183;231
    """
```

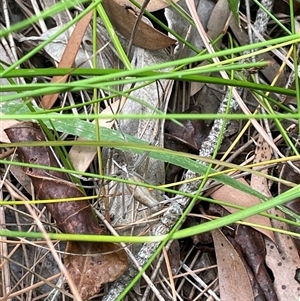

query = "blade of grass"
0;183;298;243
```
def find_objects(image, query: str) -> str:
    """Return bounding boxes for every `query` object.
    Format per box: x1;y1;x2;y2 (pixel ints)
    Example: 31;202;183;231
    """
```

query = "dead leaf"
164;105;210;183
235;225;278;300
5;122;128;300
102;0;176;50
165;0;215;58
278;160;300;252
200;201;276;299
265;209;300;301
65;241;128;300
250;135;273;197
212;229;254;301
209;178;275;242
165;106;210;151
207;0;230;41
41;10;93;109
0;118;20;143
39;24;108;68
228;234;268;300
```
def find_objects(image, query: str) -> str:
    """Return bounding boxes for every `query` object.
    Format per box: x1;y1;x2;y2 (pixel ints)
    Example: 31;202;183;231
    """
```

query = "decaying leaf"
265;209;300;301
206;0;230;42
165;106;210;151
250;135;273;198
212;229;254;301
228;232;267;300
65;241;127;300
41;10;93;109
209;178;275;242
39;25;109;68
102;0;176;50
5;122;128;300
164;105;210;183
200;200;277;299
235;225;278;300
279;159;300;252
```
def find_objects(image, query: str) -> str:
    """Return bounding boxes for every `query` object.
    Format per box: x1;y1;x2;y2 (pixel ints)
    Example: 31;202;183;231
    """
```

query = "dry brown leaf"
209;178;275;242
235;225;278;300
0;117;20;143
251;136;300;299
278;159;300;252
265;209;300;301
164;105;210;183
212;229;254;301
5;122;128;300
65;241;128;300
113;0;179;12
250;135;273;197
102;0;176;50
206;0;230;41
41;10;93;109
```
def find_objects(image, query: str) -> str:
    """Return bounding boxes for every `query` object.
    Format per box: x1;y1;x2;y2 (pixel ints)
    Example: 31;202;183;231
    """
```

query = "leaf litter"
1;0;300;300
5;122;128;300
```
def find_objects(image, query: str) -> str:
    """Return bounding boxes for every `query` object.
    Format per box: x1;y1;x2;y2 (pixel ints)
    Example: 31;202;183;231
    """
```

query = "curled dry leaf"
102;0;176;50
5;122;128;301
235;225;278;300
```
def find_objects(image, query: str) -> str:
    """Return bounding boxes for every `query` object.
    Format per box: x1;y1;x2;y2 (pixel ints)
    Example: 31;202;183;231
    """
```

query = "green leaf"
227;0;240;27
